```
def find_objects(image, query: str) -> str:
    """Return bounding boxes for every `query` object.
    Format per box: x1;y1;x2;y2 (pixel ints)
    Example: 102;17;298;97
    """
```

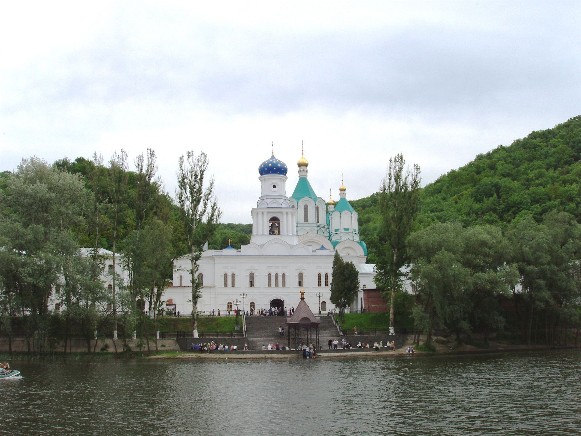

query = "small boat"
0;369;22;380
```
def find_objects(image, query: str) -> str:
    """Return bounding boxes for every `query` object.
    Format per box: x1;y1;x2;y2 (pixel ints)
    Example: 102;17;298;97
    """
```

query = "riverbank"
148;338;568;360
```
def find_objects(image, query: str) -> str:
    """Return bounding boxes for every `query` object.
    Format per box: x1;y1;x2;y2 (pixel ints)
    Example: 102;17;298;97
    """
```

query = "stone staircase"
244;314;342;350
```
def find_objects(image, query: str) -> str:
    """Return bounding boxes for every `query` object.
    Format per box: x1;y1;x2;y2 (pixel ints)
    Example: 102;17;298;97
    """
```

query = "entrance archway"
270;298;284;316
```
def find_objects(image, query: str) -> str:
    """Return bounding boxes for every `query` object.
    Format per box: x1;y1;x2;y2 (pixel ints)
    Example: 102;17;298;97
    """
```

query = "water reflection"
2;351;580;435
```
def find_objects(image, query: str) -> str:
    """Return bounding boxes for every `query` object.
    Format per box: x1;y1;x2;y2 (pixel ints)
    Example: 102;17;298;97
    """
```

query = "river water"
1;350;580;435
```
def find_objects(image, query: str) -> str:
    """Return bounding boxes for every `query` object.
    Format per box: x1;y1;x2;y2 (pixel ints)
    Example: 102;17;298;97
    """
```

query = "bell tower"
250;151;298;245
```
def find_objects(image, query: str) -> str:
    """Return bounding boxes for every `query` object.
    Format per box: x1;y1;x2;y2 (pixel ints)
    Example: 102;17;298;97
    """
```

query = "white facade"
48;248;130;312
164;151;375;316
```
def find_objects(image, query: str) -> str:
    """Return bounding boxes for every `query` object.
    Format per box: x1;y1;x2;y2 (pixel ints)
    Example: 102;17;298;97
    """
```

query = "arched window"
282;273;286;287
250;302;255;314
179;275;183;286
269;217;280;235
268;273;272;287
298;272;303;287
249;272;255;288
231;273;235;287
317;273;322;287
197;273;203;287
227;301;233;313
107;284;112;292
275;273;279;287
223;273;228;287
321;301;327;312
325;273;329;286
304;204;308;222
316;205;320;223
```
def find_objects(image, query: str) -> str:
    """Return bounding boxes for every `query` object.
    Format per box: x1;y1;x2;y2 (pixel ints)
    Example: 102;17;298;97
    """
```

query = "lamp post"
240;292;247;315
240;292;248;337
316;292;322;315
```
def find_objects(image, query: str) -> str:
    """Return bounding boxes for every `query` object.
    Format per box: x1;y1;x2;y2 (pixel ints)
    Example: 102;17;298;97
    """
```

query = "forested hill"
354;116;581;233
419;116;581;226
351;116;581;262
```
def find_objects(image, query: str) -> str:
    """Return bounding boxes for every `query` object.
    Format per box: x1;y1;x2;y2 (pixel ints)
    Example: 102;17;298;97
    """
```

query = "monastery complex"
163;150;379;316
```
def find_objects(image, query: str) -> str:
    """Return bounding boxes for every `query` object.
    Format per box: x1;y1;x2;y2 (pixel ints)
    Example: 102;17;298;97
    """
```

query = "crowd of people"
261;343;290;350
191;341;247;352
327;338;398;351
206;306;297;317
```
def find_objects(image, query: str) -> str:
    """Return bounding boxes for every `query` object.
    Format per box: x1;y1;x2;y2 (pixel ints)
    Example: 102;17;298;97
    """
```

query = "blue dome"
258;154;288;176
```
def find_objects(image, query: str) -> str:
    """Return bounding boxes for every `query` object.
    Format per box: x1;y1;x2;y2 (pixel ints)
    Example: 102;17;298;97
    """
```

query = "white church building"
163;150;377;316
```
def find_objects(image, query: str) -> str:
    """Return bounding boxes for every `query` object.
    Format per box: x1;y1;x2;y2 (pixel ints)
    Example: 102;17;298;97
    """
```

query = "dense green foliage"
353;116;581;255
330;252;360;316
352;117;581;346
420;116;581;227
0;152;224;351
1;116;580;350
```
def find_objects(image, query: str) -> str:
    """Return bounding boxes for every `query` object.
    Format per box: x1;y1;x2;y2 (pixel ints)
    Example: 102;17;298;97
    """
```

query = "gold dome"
298;143;309;167
327;189;336;205
339;175;346;191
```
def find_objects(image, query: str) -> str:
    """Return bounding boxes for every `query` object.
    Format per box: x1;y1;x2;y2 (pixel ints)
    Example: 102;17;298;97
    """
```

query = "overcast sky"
1;1;579;223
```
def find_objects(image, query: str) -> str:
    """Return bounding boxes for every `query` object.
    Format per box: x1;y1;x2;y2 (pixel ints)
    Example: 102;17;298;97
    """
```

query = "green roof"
334;197;355;213
291;177;319;202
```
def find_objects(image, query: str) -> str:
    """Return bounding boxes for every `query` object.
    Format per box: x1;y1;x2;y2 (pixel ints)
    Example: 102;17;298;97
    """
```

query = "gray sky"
1;1;579;223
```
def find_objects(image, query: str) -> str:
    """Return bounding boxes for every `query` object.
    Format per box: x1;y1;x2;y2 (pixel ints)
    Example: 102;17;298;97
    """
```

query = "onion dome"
258;153;288;176
297;144;309;167
327;189;336;205
339;174;346;192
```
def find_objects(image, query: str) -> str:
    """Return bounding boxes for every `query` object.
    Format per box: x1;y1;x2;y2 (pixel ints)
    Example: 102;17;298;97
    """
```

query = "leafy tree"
461;225;519;342
374;154;420;332
408;223;470;345
107;150;129;341
0;158;93;351
508;212;581;345
330;252;360;318
176;151;221;338
409;222;519;346
209;223;252;249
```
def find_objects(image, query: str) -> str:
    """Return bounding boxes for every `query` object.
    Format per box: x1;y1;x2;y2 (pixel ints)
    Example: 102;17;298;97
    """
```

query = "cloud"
0;1;579;223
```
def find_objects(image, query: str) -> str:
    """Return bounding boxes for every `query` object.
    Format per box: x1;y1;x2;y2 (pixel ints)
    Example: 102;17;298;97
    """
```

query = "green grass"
337;313;389;334
198;316;239;333
151;315;239;334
